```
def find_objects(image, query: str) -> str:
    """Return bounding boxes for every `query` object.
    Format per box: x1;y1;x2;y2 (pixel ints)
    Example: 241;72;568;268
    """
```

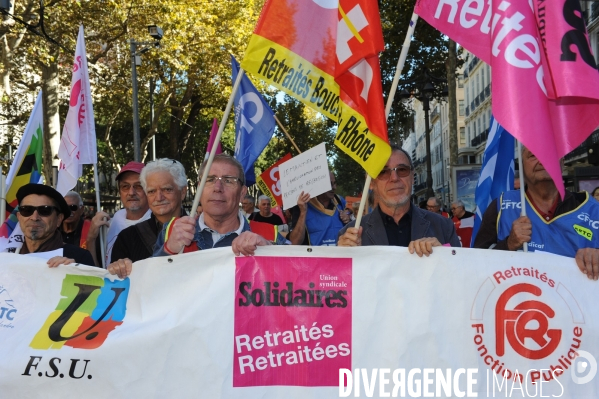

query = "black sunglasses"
19;205;60;217
68;204;80;212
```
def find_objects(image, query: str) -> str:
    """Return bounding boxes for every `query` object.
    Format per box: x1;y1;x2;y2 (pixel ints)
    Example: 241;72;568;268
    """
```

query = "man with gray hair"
107;158;188;277
60;191;91;249
249;195;284;225
241;195;258;219
338;145;459;254
450;199;475;248
426;197;449;218
151;154;286;264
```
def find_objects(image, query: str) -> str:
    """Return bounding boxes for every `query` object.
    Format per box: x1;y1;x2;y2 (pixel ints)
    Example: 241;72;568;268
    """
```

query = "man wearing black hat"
15;183;95;266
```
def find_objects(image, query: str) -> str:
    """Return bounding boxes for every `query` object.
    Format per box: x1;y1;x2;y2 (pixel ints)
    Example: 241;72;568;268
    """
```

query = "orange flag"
241;0;390;177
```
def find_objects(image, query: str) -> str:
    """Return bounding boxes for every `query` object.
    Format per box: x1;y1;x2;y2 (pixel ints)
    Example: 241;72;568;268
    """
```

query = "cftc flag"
241;0;390;178
471;116;515;246
415;0;599;199
56;25;97;195
232;55;276;186
0;91;44;252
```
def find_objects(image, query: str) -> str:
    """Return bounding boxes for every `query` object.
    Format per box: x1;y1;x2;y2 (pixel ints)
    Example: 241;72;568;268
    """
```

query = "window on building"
461;127;466;145
459;100;464;116
458;75;464;88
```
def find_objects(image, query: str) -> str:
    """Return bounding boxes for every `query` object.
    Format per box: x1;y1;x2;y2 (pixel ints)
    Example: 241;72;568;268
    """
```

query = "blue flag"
471;116;515;246
231;55;276;186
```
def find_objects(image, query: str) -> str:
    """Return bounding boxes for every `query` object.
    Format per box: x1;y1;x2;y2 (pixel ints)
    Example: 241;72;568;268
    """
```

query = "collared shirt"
198;210;246;248
378;205;412;247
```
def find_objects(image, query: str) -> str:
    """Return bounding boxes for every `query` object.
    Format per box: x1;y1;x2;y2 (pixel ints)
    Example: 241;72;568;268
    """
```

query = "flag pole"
354;13;419;230
93;164;106;267
516;140;528;252
274;115;302;154
0;166;5;225
189;68;245;220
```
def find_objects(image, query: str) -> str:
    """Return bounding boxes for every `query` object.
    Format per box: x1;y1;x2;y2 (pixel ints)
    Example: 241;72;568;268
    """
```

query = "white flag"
56;25;97;195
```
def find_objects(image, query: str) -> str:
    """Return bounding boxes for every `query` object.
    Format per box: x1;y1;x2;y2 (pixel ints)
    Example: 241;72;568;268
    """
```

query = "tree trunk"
41;58;61;186
446;39;458;167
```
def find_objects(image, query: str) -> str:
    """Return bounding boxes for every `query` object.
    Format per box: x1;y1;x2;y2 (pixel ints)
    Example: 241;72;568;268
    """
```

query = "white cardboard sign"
279;142;331;210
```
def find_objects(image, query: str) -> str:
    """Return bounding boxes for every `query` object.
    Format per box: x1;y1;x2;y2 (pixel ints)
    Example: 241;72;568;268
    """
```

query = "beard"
377;191;411;210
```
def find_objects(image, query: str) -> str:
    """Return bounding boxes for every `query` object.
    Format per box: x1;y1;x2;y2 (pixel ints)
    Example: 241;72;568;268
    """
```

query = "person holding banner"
288;172;351;246
153;154;286;258
474;147;599;280
15;184;94;266
337;146;459;254
86;161;151;267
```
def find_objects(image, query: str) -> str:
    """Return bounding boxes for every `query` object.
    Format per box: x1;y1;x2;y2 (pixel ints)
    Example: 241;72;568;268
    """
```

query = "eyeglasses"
206;175;241;187
377;165;412;180
18;205;60;217
426;205;439;209
119;183;144;193
68;204;81;212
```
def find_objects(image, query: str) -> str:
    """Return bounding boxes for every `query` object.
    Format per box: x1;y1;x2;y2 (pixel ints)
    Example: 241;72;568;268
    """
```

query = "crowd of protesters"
12;146;599;282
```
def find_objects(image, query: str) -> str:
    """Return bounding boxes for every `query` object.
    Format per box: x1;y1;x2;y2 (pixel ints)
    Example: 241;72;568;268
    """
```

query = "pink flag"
415;0;599;197
204;118;223;160
57;25;97;195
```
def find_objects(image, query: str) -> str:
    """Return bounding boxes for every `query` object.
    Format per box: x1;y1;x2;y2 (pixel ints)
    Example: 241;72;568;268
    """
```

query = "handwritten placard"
279;143;331;210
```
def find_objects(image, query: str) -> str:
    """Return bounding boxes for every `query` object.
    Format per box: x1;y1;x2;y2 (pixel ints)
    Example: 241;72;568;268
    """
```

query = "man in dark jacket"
338;146;460;254
15;184;94;266
107;159;188;277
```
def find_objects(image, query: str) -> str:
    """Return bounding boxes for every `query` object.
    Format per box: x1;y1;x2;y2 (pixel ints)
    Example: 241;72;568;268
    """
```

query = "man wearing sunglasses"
60;191;90;249
15;184;95;266
338;146;460;255
152;154;286;261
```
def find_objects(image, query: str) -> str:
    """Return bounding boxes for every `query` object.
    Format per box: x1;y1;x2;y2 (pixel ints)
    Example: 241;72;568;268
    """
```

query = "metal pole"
130;39;141;162
150;77;156;160
0;166;5;225
423;99;434;199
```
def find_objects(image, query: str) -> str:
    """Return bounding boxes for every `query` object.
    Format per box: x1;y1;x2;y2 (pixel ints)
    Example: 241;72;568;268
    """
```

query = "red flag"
241;0;390;177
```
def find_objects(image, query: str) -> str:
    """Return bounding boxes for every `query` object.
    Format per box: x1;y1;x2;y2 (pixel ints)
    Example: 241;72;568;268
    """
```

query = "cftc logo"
495;283;562;360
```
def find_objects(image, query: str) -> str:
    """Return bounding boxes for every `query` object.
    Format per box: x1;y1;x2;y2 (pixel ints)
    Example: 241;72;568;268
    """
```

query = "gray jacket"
338;205;460;247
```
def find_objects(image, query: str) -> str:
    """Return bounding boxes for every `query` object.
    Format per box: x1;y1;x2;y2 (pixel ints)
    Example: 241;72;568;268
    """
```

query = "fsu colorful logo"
30;275;129;350
495;283;562;360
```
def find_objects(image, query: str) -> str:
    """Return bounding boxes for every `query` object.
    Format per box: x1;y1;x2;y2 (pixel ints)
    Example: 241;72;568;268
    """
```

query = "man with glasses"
241;195;258;219
288;172;350;246
338;146;459;254
450;199;475;248
85;161;151;267
107;159;189;278
426;197;449;218
14;183;94;266
152;154;286;260
60;191;91;249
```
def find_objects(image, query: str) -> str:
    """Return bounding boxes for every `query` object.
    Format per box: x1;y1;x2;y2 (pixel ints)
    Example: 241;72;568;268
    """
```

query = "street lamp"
399;68;448;199
130;25;163;162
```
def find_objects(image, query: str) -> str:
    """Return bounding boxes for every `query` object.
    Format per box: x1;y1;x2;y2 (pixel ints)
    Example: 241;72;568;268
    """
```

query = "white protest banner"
279;142;330;210
1;247;598;398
